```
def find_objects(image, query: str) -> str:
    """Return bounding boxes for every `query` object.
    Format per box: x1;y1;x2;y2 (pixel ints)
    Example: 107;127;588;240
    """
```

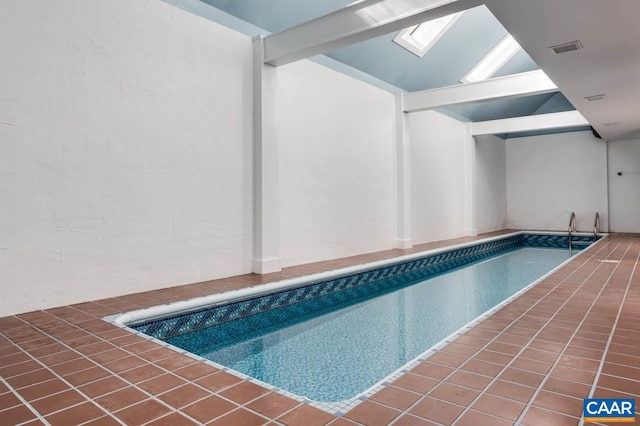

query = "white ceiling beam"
402;70;557;113
471;111;590;136
263;0;481;66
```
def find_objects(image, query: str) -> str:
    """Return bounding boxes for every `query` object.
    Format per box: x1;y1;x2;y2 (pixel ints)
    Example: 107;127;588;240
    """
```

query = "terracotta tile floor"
1;231;639;425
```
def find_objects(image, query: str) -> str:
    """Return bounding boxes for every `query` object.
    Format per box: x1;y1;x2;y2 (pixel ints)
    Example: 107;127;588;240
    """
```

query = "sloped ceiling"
200;0;640;140
324;6;538;93
201;0;569;125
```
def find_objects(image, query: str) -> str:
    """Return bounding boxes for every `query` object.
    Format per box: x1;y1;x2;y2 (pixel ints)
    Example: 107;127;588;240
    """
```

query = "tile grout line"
0;375;51;426
7;314;187;424
515;238;635;425
584;243;640;402
388;238;617;424
6;329;128;425
6;381;70;407
595;371;640;385
107;351;295;424
17;310;285;425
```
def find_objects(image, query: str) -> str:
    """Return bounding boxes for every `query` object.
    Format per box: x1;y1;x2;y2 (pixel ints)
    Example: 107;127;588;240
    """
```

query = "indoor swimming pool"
119;232;601;407
166;247;567;402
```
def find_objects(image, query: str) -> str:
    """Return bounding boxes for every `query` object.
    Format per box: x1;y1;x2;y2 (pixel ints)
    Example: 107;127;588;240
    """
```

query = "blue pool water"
165;247;569;402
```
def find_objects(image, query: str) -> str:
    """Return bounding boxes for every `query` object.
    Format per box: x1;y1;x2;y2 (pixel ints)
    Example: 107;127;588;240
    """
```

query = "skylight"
393;12;463;58
460;34;521;83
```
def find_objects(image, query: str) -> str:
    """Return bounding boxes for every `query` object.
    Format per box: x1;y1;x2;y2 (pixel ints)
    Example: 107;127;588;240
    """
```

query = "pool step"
570;239;592;247
569;236;596;255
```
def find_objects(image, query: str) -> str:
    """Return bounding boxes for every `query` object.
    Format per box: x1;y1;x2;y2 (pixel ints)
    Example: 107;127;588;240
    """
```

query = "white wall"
0;0;254;315
608;138;640;232
506;131;608;232
475;135;507;233
276;61;395;267
409;111;468;244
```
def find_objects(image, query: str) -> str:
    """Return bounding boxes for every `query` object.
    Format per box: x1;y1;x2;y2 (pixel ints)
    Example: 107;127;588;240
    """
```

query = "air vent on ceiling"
549;41;583;54
585;94;607;102
603;122;621;126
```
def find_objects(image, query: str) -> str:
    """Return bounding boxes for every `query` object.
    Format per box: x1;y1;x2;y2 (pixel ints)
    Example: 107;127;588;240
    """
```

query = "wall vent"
603;121;621;126
585;94;607;102
549;41;583;54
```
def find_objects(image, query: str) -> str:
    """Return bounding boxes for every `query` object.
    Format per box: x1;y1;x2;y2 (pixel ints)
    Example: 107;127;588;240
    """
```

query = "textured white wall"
475;135;507;233
409;111;467;244
0;0;253;315
506;131;608;232
608;138;640;232
276;60;395;267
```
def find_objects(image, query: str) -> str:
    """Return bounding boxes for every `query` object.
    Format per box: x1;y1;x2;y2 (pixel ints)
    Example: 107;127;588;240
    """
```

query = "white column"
252;36;281;274
464;122;477;236
394;94;413;249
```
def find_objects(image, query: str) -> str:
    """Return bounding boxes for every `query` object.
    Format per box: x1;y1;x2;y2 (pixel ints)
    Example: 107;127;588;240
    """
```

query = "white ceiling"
485;0;640;141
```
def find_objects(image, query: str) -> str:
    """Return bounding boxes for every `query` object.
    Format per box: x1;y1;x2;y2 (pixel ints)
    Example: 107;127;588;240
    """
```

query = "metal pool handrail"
594;212;600;242
569;212;576;256
569;212;577;233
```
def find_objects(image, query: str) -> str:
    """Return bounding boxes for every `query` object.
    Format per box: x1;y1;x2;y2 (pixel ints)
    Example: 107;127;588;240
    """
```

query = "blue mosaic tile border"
524;233;601;249
131;233;598;341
